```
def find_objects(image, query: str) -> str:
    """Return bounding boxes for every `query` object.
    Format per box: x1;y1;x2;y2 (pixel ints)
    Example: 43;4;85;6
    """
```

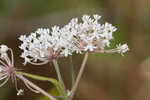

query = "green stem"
52;60;66;90
15;71;67;99
69;56;75;88
16;74;57;100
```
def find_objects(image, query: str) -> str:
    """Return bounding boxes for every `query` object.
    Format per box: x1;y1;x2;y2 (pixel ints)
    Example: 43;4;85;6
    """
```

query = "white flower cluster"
19;27;76;65
19;14;129;65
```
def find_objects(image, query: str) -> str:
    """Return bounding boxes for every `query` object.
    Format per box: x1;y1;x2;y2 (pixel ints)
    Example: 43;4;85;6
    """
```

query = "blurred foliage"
0;0;99;19
0;84;10;100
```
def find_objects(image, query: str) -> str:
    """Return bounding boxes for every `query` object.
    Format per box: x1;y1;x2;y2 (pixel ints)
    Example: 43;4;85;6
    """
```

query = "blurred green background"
0;0;150;100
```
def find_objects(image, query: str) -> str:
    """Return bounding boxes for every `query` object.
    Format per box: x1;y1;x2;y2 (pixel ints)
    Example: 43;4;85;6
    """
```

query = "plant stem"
16;71;67;98
68;52;89;100
69;56;75;88
52;60;66;90
16;74;57;100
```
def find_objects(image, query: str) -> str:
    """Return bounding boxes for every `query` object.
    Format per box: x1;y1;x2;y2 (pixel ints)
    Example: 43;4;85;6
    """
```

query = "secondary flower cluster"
0;45;41;95
0;45;15;88
19;14;129;65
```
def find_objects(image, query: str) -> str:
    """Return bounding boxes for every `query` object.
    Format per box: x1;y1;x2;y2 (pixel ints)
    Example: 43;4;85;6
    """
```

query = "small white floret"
0;45;9;53
116;44;129;56
17;89;24;96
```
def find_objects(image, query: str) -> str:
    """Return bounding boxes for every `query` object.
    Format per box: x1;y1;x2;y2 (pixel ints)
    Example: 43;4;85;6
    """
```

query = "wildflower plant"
0;14;129;100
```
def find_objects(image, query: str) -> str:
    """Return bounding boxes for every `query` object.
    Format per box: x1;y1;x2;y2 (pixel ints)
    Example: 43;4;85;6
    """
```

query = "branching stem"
17;75;57;100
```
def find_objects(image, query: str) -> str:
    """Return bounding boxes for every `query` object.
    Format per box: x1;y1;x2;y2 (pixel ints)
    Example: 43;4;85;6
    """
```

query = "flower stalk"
52;60;66;91
68;52;89;100
16;74;57;100
16;71;67;99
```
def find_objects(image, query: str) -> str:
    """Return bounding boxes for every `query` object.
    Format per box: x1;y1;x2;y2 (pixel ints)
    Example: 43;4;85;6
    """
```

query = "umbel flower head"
67;14;117;52
0;44;41;95
19;27;76;65
19;14;129;65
